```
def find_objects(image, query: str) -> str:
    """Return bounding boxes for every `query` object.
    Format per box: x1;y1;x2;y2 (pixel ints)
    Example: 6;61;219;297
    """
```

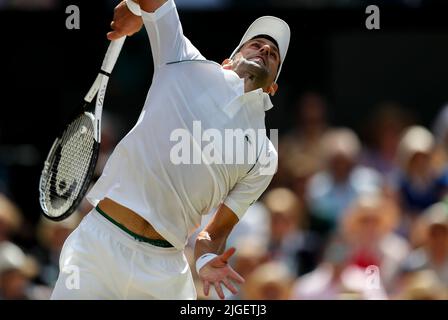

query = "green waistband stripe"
95;205;174;248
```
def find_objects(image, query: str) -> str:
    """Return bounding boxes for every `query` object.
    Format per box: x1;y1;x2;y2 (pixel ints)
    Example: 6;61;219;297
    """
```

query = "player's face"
223;38;280;95
238;38;280;83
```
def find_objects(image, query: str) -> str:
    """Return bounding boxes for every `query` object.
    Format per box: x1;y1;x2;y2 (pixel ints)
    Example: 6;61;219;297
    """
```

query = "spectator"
263;188;321;276
227;237;269;300
291;236;387;300
306;128;383;235
232;237;269;281
0;194;22;243
396;270;448;300
288;155;320;207
359;102;413;184
431;103;448;173
291;237;351;300
395;126;448;217
399;201;448;287
241;261;294;300
0;241;50;300
341;195;409;290
277;92;329;191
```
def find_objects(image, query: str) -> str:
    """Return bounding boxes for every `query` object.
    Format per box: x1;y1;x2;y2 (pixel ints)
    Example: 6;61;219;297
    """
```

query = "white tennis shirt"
87;0;278;250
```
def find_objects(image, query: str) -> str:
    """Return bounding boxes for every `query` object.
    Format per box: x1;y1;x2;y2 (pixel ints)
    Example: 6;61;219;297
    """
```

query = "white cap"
397;125;435;169
230;16;291;83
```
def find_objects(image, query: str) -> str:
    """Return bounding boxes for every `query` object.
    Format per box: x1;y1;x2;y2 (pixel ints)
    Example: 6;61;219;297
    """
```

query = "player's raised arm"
107;1;144;40
109;0;204;69
140;0;205;69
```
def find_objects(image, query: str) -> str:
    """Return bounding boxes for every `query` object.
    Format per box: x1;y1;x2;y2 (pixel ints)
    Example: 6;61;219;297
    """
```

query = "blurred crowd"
197;93;448;300
2;92;448;300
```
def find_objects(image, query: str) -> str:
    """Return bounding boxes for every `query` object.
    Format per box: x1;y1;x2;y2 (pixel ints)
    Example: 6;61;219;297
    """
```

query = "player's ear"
222;59;232;70
268;82;278;96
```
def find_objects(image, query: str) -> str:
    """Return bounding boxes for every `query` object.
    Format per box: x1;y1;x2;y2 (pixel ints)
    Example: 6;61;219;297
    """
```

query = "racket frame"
39;37;126;221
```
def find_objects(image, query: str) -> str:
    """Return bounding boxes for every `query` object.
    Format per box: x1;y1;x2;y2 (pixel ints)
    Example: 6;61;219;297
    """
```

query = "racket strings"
40;114;97;216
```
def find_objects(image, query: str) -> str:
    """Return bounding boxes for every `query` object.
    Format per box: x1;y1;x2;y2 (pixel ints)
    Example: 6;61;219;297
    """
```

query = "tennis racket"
39;36;126;221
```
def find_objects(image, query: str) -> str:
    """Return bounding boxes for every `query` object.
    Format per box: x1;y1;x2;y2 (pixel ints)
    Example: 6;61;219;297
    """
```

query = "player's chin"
247;58;266;69
246;61;269;76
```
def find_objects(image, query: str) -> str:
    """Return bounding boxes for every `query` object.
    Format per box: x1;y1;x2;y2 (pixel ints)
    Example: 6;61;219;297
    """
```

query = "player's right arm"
109;0;203;69
140;0;204;68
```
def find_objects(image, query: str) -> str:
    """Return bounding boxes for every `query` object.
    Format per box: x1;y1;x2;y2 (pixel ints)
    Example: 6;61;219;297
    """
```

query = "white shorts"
51;208;196;300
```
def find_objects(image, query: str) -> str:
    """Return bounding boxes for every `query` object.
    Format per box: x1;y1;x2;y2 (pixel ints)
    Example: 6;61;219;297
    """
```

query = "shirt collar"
244;88;274;112
225;69;274;112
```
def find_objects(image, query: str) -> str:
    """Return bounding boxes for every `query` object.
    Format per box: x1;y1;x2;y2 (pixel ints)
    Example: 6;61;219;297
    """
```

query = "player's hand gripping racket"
39;37;126;221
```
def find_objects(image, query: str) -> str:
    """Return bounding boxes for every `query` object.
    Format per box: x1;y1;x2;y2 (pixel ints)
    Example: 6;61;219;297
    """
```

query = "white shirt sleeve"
141;0;205;69
223;139;278;219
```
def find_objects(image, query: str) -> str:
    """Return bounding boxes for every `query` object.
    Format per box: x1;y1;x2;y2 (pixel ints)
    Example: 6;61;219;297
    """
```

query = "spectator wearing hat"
399;201;448;287
0;241;50;300
395;126;448;217
306;128;383;236
241;261;294;300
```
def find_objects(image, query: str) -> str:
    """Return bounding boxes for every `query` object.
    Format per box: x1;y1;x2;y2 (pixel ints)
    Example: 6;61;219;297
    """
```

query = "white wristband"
125;0;142;16
195;253;218;274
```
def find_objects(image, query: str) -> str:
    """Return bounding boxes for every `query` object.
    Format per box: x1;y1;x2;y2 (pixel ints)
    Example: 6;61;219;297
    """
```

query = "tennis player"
51;0;290;299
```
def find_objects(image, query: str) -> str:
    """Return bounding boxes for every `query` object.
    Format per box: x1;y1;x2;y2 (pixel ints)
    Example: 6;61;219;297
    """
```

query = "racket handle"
101;36;126;74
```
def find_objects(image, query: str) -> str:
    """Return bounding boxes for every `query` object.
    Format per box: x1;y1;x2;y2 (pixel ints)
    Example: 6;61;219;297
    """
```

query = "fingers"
213;279;239;299
213;282;225;300
228;268;245;284
201;267;243;299
219;247;236;263
107;1;142;40
107;24;138;40
108;21;123;40
222;279;238;295
203;280;210;296
107;30;125;41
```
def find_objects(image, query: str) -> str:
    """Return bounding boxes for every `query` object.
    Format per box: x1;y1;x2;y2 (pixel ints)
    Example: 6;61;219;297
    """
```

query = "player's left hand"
107;0;143;40
198;247;245;300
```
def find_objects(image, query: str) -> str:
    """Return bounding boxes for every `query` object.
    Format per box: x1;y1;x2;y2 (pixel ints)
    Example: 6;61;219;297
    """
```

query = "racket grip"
101;37;126;74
